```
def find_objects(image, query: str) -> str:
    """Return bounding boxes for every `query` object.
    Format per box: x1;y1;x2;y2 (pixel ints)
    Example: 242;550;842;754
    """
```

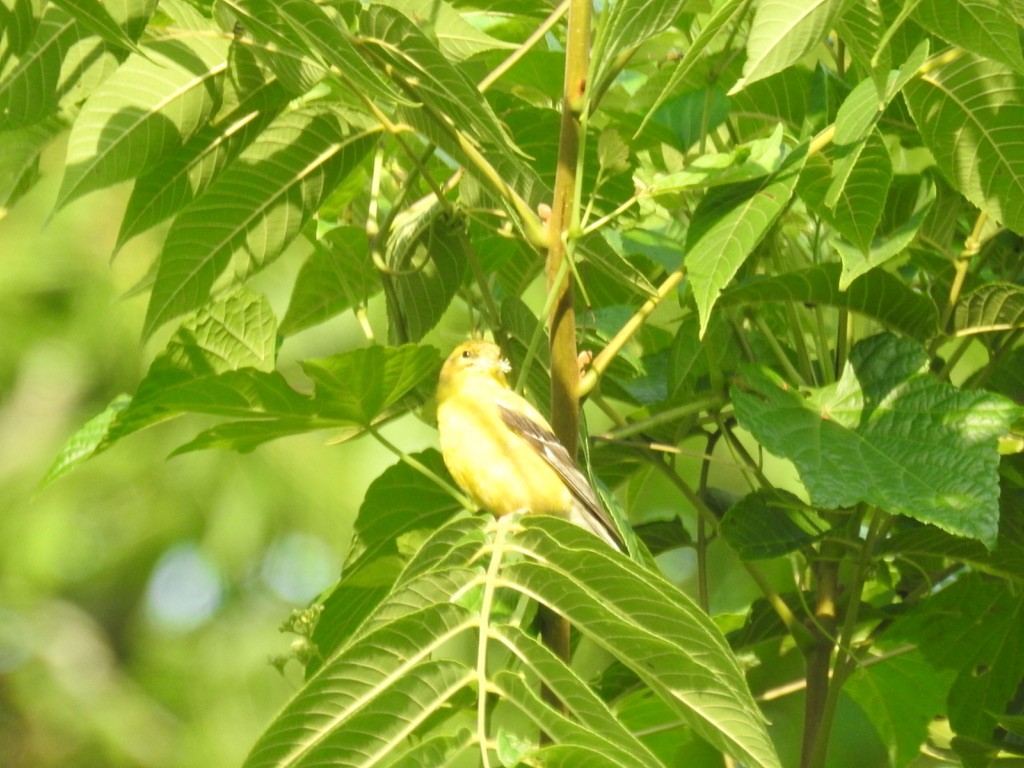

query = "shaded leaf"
887;574;1024;747
721;489;831;559
844;648;955;768
386;201;468;343
717;262;939;342
684;144;805;335
280;226;380;337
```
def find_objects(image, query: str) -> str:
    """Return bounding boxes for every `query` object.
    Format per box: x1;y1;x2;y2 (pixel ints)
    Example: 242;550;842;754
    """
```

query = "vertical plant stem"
799;546;839;768
539;0;592;722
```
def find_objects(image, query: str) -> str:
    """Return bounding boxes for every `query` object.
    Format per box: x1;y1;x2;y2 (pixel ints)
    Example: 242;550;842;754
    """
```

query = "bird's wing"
496;402;624;550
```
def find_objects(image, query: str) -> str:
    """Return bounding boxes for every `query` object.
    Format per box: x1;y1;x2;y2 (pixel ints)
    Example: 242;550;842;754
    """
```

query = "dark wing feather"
497;404;624;550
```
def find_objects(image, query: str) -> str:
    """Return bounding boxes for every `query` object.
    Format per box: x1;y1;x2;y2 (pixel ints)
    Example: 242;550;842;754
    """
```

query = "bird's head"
438;341;512;399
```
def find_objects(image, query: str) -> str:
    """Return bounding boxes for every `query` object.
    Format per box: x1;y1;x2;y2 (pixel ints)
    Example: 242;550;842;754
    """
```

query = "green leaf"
822;128;893;253
143;107;381;338
912;0;1024;76
271;0;407;104
217;0;327;94
41;394;133;487
49;0;147;55
643;124;787;196
115;77;292;251
112;288;308;437
301;344;441;426
385;200;468;344
887;573;1024;746
904;53;1024;236
249;514;780;768
509;517;781;768
590;0;696;100
312;450;463;662
280;226;380;337
374;0;515;61
0;115;65;212
732;333;1020;546
844;648;955;768
832;39;930;144
717;263;939;342
953;283;1024;337
832;175;934;289
730;0;848;94
720;489;831;559
684;145;806;335
361;5;518;157
880;518;1024;584
835;0;889;94
54;31;230;210
638;0;748;136
0;6;99;131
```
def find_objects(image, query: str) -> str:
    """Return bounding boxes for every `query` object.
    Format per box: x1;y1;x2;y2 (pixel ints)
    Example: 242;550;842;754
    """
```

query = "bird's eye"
461;349;473;359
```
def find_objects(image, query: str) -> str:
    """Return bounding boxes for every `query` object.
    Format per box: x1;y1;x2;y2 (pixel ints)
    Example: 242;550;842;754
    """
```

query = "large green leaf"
714;259;941;344
912;0;1024;76
245;514;780;768
143;106;381;338
684;145;806;335
732;333;1020;546
904;53;1024;236
55;26;230;209
730;0;849;93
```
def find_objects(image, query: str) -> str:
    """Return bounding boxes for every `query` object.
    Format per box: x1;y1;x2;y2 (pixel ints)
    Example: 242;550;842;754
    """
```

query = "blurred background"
0;138;441;768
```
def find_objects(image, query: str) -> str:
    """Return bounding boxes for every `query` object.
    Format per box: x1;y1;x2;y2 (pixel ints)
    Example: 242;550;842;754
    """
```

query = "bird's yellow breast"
436;380;571;518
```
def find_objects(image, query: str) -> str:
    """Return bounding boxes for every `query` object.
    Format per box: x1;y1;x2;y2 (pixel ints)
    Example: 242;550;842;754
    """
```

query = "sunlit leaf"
143;107;381;337
730;0;846;94
953;283;1024;337
904;53;1024;236
55;29;230;210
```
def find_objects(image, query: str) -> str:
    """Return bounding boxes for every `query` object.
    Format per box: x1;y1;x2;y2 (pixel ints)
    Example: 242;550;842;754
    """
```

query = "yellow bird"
436;340;623;550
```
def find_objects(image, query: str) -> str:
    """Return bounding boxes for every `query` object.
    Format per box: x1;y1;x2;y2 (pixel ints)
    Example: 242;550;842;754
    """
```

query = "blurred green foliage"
0;159;421;768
